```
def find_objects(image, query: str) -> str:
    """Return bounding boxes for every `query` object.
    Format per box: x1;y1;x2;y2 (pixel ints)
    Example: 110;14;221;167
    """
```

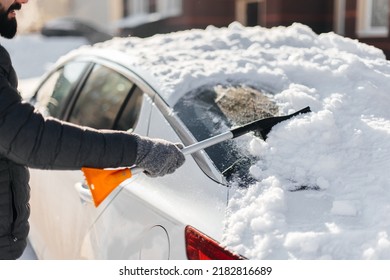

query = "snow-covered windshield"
174;83;278;184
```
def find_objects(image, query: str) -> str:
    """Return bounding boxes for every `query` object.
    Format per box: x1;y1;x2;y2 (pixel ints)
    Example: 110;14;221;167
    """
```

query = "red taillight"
185;225;243;260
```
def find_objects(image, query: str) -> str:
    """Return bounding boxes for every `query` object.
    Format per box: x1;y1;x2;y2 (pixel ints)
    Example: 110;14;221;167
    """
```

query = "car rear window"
174;84;278;184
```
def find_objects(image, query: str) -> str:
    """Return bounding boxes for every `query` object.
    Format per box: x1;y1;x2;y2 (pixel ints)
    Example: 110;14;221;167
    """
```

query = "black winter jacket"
0;45;139;259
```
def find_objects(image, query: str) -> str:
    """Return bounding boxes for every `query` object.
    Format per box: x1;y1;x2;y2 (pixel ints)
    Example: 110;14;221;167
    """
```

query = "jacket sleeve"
0;78;138;170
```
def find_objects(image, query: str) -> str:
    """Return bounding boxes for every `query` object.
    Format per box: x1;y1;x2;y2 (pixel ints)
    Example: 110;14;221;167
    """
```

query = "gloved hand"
133;134;185;177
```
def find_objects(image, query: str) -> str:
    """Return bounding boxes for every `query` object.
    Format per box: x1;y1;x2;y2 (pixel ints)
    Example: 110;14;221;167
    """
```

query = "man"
0;0;185;259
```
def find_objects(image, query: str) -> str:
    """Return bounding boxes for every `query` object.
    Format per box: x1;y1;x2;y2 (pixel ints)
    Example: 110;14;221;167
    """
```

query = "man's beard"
0;15;17;39
0;3;22;39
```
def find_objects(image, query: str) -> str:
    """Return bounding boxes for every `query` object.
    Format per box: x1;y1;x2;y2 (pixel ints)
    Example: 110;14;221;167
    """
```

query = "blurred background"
2;0;389;96
14;0;390;56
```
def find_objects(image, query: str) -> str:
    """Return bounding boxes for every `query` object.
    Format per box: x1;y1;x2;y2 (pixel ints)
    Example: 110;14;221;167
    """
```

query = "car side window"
68;64;134;129
34;61;89;118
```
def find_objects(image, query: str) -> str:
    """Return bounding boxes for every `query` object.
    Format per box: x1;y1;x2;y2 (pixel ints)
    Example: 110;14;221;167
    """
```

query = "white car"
27;25;294;260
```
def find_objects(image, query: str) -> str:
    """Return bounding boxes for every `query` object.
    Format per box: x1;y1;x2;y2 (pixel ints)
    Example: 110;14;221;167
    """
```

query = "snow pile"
100;22;390;259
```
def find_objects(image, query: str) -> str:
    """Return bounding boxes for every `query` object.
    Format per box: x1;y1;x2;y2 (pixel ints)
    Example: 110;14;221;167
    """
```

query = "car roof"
56;23;276;107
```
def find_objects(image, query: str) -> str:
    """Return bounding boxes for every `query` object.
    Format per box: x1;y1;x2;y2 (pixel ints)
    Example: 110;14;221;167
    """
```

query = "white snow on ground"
1;33;87;79
96;22;390;259
7;22;390;259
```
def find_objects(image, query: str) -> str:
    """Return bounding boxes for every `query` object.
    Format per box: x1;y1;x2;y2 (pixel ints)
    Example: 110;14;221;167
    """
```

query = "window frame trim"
235;0;266;27
356;0;389;38
128;0;182;18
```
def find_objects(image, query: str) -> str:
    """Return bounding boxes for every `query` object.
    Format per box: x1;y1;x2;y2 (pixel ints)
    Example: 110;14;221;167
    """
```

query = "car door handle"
74;182;94;204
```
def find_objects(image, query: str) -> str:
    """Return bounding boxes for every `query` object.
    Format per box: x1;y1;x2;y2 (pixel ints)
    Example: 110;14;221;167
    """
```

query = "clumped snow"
96;22;390;259
219;24;390;260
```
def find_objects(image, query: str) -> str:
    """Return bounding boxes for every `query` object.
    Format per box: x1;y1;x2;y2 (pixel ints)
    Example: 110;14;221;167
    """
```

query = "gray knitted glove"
133;134;185;177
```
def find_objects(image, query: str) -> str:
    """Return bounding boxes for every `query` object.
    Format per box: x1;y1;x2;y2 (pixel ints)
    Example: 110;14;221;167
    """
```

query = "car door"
28;59;153;259
81;96;229;260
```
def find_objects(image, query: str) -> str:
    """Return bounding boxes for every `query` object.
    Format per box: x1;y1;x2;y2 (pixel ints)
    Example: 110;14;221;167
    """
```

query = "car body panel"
29;85;156;259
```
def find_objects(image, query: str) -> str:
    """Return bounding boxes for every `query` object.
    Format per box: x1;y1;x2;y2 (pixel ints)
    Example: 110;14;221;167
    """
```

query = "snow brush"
82;106;311;207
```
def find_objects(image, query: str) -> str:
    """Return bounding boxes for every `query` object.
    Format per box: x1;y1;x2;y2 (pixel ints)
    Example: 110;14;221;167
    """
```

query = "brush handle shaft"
131;106;310;175
181;131;233;155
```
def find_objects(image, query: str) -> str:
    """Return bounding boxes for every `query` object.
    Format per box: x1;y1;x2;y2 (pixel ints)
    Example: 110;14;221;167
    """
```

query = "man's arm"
0;80;140;169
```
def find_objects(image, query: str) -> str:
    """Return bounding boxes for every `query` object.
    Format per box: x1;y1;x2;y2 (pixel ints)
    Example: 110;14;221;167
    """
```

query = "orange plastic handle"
82;167;132;207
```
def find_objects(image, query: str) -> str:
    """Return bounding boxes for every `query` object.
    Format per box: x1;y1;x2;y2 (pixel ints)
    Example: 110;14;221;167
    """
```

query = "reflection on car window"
68;64;134;129
174;84;278;184
34;61;89;118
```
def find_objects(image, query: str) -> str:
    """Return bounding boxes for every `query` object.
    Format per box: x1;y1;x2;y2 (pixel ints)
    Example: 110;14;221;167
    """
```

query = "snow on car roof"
93;22;383;104
98;22;390;259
